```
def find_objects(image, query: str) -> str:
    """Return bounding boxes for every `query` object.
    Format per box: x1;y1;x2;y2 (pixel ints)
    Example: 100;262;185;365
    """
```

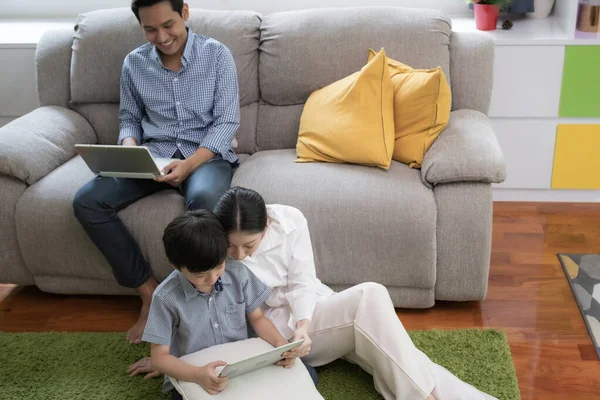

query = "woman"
130;187;496;400
214;187;495;400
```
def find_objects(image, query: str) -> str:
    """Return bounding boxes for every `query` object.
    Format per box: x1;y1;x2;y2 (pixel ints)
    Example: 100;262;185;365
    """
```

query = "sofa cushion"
232;149;436;289
15;156;184;288
259;7;451;107
367;49;451;169
170;338;322;400
256;104;305;151
296;49;395;169
71;8;261;106
0;106;97;185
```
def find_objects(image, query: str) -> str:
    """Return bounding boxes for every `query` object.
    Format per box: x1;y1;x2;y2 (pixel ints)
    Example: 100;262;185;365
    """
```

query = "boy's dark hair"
131;0;184;22
214;187;268;234
162;210;229;273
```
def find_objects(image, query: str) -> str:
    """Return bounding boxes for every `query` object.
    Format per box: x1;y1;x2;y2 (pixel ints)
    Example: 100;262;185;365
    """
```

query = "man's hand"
195;361;228;395
154;159;195;187
121;137;139;146
128;357;162;379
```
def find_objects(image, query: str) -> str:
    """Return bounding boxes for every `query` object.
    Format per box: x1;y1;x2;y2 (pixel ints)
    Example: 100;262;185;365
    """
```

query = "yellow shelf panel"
552;124;600;189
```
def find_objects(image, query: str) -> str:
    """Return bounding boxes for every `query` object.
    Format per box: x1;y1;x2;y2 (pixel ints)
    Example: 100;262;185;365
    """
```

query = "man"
73;0;240;344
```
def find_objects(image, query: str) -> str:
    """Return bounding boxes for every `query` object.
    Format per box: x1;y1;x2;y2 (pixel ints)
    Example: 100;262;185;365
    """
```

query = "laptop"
75;144;177;179
218;339;305;379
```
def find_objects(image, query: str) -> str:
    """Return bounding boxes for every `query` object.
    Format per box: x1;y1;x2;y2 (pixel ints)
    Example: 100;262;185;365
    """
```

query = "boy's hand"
128;357;162;379
195;361;228;395
154;159;195;187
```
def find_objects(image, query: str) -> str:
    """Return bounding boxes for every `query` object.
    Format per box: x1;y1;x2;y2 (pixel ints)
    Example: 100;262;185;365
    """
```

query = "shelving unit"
455;0;600;201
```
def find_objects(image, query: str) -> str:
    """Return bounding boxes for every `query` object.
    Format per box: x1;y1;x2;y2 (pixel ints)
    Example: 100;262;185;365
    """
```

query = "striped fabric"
143;261;271;391
118;28;240;164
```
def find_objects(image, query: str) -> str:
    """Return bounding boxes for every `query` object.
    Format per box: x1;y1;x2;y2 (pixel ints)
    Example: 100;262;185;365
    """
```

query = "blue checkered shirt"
142;261;271;392
118;29;240;164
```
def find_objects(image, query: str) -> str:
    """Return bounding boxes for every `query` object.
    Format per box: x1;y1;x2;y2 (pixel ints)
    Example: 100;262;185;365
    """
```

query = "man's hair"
131;0;184;22
162;210;229;273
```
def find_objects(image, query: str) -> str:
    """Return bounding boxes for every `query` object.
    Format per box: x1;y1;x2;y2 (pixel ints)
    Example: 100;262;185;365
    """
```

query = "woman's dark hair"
162;210;228;273
131;0;184;22
214;187;268;234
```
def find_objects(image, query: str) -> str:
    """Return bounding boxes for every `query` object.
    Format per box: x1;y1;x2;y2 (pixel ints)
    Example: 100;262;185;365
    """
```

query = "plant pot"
527;0;555;19
474;4;500;31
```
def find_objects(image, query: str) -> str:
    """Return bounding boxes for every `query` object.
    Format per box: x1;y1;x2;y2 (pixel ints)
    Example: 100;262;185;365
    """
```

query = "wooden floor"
1;202;600;399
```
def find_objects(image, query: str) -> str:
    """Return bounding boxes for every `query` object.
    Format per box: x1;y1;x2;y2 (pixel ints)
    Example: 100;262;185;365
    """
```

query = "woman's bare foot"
126;278;158;344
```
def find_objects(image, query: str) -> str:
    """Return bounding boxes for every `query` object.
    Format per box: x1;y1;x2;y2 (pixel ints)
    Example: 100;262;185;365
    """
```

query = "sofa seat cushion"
170;338;322;400
232;149;437;289
15;156;184;290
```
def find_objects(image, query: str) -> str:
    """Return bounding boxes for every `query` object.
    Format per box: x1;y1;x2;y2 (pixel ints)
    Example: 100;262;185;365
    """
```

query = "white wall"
0;0;471;18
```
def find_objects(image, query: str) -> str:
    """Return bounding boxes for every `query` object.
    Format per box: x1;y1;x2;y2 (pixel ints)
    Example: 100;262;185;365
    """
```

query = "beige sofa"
0;7;506;308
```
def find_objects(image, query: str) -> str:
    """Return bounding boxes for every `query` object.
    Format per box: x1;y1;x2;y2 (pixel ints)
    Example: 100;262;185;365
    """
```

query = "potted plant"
466;0;514;30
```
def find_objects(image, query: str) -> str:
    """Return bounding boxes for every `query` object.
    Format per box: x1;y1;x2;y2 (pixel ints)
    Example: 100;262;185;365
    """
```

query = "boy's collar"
178;268;232;300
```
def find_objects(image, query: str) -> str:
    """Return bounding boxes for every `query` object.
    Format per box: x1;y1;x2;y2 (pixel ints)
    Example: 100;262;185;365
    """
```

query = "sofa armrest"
0;106;96;185
421;109;506;188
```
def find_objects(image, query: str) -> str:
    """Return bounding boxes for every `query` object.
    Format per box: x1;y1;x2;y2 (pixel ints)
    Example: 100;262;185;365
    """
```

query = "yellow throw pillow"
296;48;395;170
368;49;451;169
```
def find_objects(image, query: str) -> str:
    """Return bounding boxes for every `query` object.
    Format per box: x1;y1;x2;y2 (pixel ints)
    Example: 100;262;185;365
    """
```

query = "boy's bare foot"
126;278;158;344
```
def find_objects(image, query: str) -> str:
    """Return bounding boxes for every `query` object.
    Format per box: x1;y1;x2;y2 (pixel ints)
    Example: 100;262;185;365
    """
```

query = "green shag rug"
0;329;520;400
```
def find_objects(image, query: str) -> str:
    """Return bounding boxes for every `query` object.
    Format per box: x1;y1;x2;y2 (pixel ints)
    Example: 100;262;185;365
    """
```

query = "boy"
73;0;240;345
143;210;299;398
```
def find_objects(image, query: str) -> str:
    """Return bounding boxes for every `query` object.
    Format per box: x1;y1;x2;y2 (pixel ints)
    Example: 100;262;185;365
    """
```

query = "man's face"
138;1;189;57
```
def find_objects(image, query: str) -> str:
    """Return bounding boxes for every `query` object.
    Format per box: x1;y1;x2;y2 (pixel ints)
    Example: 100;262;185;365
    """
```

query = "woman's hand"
277;320;312;367
275;339;298;369
128;357;162;379
290;319;312;358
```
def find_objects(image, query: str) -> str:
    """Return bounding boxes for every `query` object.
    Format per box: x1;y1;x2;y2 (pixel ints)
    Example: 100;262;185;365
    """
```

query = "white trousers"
267;283;497;400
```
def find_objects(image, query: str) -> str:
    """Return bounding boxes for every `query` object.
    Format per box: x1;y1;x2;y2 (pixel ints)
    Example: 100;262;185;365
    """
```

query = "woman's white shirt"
239;204;334;338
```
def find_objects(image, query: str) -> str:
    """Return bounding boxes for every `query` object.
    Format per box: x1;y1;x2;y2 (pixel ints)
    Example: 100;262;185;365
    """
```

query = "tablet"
218;339;305;379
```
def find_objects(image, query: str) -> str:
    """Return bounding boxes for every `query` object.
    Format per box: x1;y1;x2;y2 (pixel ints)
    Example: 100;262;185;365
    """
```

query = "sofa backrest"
35;7;492;155
256;7;452;151
38;7;261;154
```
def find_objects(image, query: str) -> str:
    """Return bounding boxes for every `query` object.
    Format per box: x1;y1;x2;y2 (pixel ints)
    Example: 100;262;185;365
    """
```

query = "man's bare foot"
126;278;158;344
126;311;148;344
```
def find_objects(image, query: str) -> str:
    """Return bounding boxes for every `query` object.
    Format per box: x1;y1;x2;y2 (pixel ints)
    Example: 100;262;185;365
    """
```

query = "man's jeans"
73;158;233;288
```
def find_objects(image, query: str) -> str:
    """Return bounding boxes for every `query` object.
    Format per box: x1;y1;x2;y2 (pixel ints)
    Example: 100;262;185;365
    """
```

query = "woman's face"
227;230;265;260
